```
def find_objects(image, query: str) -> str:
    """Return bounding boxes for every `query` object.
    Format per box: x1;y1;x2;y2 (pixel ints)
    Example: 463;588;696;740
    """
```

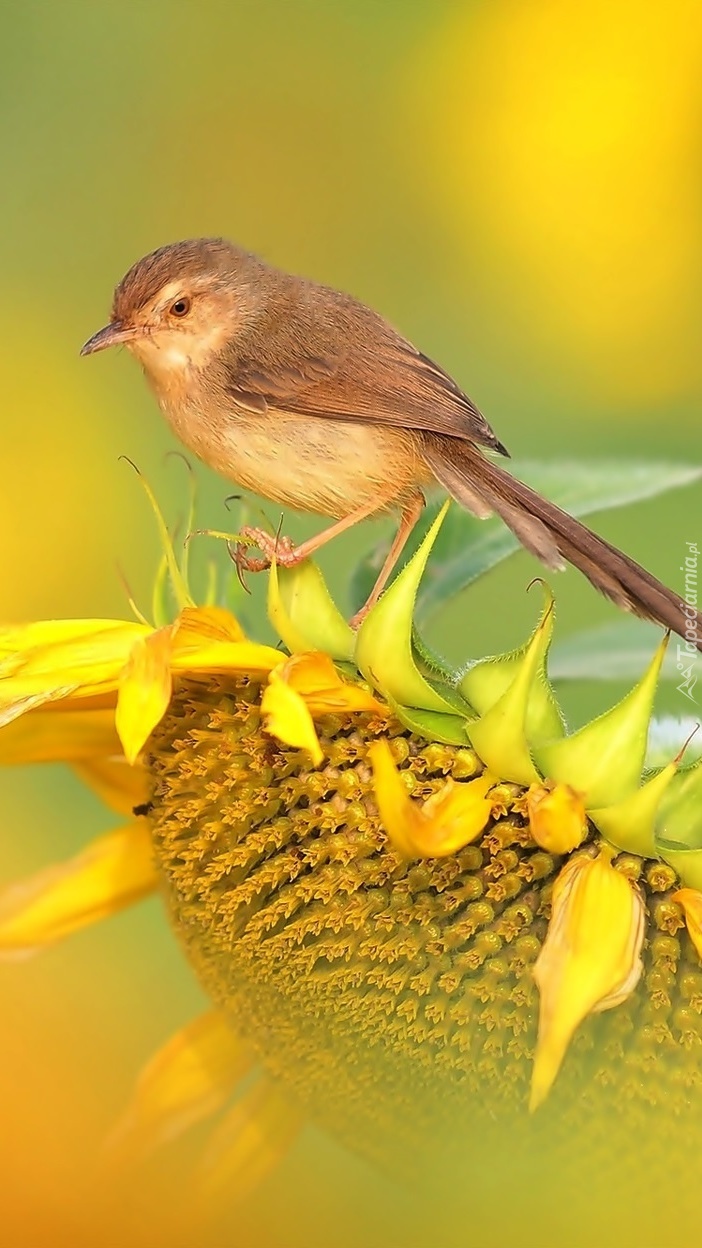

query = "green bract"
264;512;698;882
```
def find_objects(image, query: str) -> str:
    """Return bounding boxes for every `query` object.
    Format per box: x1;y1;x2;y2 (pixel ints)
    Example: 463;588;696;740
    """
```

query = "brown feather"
90;237;699;646
217;266;507;454
422;434;702;649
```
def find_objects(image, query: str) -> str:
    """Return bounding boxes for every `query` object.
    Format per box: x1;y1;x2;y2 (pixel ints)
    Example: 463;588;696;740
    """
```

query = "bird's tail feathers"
422;434;701;651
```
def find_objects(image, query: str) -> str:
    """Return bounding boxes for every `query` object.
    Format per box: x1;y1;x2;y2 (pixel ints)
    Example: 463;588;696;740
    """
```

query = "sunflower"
1;465;701;1225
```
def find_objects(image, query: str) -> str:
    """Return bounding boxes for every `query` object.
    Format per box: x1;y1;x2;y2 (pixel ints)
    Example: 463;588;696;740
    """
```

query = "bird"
81;237;701;647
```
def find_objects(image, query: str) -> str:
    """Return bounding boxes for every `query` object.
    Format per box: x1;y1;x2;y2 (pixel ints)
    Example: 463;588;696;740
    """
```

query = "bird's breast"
156;386;427;519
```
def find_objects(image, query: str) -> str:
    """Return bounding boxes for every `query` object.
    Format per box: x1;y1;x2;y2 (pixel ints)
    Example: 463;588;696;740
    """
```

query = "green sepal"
389;701;471;746
267;559;355;662
411;626;463;690
122;457;195;615
589;762;679;858
657;847;702;890
459;582;564;745
463;596;557;786
354;503;470;715
655;755;702;853
534;634;668;808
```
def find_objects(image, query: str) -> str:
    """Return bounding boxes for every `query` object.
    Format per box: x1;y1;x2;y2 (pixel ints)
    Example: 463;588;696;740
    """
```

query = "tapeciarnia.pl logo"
678;540;699;702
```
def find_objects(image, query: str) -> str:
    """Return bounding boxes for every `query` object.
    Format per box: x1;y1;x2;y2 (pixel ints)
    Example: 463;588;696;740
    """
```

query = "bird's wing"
224;289;507;455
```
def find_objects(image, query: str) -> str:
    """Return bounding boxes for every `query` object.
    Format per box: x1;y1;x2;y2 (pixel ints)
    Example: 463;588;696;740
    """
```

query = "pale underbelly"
165;405;428;519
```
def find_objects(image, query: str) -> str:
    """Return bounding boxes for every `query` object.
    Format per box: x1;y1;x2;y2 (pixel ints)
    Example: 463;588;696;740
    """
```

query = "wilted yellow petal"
370;738;494;858
531;852;644;1111
276;652;386;717
0;618;144;659
172;605;246;646
106;1011;252;1164
261;671;323;766
116;627;175;764
420;775;495;855
0;707;120;764
673;888;702;961
527;782;588;854
0;823;157;955
169;639;280;675
0;619;150;726
194;1079;302;1206
369;739;418;856
73;755;150;816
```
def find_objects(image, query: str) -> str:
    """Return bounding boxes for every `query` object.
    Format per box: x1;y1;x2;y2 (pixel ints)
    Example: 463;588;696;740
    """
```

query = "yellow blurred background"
1;2;701;1244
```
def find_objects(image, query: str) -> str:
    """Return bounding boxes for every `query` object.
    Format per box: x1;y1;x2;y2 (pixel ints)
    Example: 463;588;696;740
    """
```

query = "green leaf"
550;619;684;683
350;461;702;622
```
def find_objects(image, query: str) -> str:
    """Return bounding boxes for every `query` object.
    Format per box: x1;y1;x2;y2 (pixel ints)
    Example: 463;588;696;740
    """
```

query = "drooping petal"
106;1011;252;1164
116;627;175;764
73;755;150;816
672;888;702;961
168;639;281;676
0;620;151;726
420;774;495;856
274;652;385;717
370;738;495;858
194;1079;302;1206
0;707;120;764
261;671;323;767
527;782;588;854
172;605;246;647
531;851;645;1110
0;823;157;956
0;618;146;659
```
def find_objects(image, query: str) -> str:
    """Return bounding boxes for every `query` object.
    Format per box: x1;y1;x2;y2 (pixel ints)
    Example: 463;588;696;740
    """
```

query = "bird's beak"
80;321;148;356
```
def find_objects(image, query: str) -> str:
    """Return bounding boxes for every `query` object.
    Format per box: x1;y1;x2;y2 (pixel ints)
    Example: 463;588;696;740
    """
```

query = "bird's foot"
232;526;301;574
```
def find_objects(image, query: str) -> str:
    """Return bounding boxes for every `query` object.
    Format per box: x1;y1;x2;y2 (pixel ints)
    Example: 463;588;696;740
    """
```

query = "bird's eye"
169;296;191;318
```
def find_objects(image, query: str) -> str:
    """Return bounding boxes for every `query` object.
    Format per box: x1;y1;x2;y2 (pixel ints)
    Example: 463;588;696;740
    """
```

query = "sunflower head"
2;465;701;1209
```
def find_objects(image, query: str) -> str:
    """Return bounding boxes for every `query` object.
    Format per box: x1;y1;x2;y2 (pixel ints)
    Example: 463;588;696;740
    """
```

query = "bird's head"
80;238;260;377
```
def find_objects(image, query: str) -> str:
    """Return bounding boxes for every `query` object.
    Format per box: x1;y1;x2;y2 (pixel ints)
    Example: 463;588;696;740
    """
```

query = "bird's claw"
230;526;299;579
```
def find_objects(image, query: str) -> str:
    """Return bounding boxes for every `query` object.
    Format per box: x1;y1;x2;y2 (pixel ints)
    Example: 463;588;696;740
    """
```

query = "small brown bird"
81;238;700;646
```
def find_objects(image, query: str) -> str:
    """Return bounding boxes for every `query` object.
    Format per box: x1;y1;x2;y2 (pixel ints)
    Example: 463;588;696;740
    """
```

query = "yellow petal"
0;618;144;658
194;1079;302;1206
73;755;150;816
527;782;588;854
672;888;702;961
116;627;175;763
261;671;323;766
106;1011;252;1164
0;823;157;955
168;639;281;675
0;619;150;725
370;738;494;859
531;852;644;1110
172;605;246;646
420;774;495;855
0;707;120;764
276;652;386;717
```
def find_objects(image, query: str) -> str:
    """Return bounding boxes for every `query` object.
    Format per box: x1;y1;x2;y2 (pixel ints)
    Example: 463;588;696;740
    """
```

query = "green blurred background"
0;1;701;1244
